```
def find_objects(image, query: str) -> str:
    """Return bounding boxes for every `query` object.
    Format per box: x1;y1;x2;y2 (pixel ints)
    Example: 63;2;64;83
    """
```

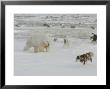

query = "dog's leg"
76;59;78;62
83;60;86;65
46;47;48;52
90;58;92;62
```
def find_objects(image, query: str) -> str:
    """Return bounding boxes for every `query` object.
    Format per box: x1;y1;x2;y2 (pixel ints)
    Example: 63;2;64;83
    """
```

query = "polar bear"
24;33;49;53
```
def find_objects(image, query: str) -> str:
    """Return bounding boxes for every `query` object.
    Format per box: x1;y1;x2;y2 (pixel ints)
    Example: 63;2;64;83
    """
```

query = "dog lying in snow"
76;52;93;65
41;41;50;52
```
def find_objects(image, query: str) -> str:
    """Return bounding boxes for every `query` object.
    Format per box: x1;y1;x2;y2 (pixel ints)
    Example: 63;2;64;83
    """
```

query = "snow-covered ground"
14;14;97;76
14;37;97;76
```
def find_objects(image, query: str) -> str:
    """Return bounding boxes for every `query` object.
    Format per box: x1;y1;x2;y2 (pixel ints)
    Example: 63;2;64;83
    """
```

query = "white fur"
24;33;49;52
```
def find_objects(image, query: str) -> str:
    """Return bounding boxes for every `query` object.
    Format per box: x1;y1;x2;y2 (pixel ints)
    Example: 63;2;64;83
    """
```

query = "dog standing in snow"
90;33;97;42
76;52;93;65
63;38;69;48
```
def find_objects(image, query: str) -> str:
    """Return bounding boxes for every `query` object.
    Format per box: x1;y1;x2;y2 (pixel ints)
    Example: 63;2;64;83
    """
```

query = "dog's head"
76;56;80;59
76;56;80;62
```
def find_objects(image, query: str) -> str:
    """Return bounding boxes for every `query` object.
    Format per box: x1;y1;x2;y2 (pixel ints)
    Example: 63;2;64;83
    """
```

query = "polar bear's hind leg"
33;46;38;53
24;45;30;51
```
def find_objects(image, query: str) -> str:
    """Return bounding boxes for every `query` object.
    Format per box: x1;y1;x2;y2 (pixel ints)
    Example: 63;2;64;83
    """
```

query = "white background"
5;5;106;85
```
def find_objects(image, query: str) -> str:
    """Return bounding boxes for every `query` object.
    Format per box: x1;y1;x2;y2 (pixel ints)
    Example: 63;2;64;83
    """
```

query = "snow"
14;37;97;76
14;14;97;76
